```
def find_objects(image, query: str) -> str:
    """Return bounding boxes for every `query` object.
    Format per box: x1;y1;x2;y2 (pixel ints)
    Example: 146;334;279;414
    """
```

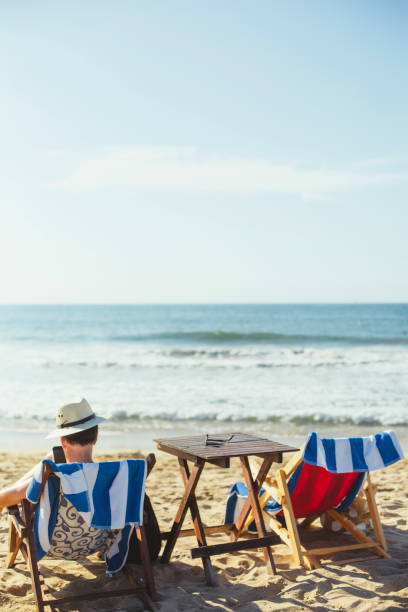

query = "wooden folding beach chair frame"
6;451;158;612
241;451;390;570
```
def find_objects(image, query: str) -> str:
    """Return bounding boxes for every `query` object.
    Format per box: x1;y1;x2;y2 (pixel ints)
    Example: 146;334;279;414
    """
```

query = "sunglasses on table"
204;434;234;447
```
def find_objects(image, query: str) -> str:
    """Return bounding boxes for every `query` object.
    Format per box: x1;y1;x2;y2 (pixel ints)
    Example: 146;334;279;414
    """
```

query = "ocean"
0;304;407;448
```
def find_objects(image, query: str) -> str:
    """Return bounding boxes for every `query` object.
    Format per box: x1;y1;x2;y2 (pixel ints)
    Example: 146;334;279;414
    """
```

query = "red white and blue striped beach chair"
225;431;404;569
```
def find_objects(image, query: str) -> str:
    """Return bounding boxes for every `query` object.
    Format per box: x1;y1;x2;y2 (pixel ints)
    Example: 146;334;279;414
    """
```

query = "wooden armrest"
6;505;20;516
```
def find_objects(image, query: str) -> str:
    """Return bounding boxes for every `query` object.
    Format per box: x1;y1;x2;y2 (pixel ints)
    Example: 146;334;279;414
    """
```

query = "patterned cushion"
47;495;121;560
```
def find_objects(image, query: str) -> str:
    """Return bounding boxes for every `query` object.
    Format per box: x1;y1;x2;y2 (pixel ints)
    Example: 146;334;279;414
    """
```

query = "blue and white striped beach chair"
6;452;157;612
225;430;404;569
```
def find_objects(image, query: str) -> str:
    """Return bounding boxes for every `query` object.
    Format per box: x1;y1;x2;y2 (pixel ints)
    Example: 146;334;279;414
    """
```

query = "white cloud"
356;155;408;168
56;147;408;199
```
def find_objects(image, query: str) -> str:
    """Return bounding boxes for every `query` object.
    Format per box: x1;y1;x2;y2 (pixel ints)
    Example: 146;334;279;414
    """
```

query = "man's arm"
0;450;53;514
0;478;31;514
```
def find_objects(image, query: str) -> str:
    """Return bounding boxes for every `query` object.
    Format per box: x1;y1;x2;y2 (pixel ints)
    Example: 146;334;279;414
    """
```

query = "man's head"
60;425;99;462
61;425;99;447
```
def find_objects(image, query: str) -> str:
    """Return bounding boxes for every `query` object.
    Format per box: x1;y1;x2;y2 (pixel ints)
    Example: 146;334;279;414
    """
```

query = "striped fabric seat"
225;464;364;533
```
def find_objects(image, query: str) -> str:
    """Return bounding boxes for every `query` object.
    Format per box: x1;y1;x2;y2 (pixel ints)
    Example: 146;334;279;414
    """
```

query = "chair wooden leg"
266;514;319;569
6;516;20;569
276;469;304;567
123;565;157;612
328;509;389;559
21;500;45;612
6;536;23;569
364;475;387;552
136;525;158;601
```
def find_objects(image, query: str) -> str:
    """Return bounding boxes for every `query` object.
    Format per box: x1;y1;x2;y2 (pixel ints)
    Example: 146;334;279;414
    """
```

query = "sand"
0;450;407;611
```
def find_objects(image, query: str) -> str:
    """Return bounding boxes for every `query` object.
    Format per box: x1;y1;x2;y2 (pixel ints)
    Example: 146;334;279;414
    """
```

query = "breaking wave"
1;410;406;427
111;330;408;345
79;410;408;427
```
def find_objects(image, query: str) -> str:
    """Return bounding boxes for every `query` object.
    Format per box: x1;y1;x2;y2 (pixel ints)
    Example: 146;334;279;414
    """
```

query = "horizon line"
0;301;407;307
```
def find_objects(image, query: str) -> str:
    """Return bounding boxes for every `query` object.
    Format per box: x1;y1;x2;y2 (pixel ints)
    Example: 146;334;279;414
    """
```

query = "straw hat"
46;398;106;439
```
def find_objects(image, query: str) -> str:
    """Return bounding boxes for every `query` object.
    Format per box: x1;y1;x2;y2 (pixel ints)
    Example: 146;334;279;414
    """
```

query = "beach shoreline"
0;423;407;454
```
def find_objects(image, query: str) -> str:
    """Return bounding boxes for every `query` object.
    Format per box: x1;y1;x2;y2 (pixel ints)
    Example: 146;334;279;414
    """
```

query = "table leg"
178;459;217;586
161;460;204;564
240;456;277;575
231;456;274;541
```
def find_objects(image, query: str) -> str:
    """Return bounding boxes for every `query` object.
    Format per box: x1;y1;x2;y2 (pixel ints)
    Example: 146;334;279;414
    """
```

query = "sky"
1;1;407;304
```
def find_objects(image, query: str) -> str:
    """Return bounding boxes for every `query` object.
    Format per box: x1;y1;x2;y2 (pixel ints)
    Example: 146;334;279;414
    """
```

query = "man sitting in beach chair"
1;399;158;611
225;430;404;569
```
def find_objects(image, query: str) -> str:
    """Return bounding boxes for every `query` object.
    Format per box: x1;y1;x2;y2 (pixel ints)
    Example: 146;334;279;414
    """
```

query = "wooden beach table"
155;432;298;586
